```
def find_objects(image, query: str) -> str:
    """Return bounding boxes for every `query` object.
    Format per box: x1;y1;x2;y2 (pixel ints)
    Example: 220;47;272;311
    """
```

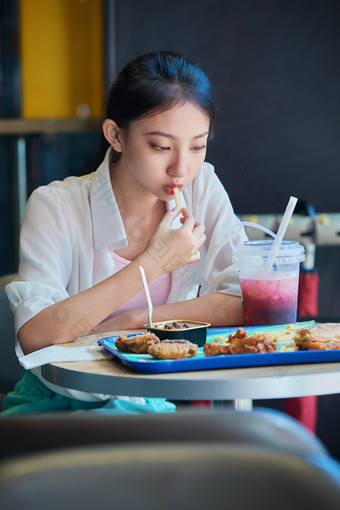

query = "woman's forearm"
152;293;244;327
94;292;244;333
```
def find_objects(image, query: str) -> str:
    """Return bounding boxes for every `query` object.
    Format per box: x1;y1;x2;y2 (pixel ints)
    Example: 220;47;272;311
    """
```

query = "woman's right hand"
142;206;206;276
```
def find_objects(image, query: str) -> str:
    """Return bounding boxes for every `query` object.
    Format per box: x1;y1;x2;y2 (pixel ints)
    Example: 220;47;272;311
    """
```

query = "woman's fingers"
144;206;206;274
175;207;206;253
180;207;202;229
179;207;196;230
155;207;179;236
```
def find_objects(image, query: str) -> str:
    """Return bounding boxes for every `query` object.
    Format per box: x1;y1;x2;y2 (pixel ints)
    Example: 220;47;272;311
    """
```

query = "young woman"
4;51;246;415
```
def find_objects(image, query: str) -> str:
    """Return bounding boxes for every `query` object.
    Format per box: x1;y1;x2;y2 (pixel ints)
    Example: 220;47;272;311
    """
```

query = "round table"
42;356;340;411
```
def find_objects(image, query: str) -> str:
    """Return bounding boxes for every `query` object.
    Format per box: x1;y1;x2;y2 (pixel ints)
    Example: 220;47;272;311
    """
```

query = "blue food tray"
97;322;340;374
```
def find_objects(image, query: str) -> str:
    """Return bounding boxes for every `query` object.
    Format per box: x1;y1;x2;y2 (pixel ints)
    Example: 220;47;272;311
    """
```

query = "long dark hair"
92;50;216;168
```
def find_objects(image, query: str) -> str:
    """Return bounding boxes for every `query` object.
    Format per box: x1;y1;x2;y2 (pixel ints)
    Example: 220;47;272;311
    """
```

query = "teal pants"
1;370;176;416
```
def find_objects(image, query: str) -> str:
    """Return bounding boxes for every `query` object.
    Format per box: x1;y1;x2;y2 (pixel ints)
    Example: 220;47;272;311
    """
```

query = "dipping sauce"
155;321;200;330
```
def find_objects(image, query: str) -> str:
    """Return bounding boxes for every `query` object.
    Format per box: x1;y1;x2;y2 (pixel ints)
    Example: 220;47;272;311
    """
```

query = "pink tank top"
109;251;171;317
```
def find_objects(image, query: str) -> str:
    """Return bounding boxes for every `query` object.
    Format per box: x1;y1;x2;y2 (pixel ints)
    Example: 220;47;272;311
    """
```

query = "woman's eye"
192;145;207;152
150;143;170;151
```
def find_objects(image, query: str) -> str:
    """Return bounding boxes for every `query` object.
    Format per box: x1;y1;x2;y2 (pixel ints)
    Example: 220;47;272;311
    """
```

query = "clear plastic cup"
231;223;305;326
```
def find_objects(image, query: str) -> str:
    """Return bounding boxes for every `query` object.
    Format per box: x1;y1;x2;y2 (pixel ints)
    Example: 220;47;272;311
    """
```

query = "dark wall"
114;0;340;215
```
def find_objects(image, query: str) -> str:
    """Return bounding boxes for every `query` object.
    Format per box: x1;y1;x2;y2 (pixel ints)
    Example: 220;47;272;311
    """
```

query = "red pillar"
283;271;319;433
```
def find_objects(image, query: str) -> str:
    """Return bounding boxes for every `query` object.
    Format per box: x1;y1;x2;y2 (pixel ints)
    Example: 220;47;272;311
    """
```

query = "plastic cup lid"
233;240;305;264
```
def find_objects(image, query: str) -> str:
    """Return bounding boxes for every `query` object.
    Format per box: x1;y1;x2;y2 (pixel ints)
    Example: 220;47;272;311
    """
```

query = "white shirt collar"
90;149;128;251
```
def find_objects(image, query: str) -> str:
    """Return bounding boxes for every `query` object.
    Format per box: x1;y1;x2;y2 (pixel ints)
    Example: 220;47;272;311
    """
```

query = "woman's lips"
164;185;182;195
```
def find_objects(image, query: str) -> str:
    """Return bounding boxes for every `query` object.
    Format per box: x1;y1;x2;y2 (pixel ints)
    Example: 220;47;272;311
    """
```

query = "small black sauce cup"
145;320;211;348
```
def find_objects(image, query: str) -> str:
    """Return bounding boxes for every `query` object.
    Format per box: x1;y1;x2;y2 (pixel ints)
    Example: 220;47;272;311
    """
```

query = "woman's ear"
102;119;123;153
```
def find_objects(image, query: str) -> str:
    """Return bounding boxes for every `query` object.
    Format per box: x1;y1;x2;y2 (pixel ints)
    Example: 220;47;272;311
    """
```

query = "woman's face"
117;102;210;201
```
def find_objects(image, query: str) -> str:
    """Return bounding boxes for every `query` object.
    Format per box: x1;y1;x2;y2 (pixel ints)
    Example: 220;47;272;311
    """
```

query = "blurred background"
0;0;340;457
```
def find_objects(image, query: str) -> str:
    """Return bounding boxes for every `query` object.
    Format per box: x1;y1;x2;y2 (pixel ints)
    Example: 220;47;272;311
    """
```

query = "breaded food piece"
203;342;231;357
148;339;199;359
115;333;160;354
228;328;248;341
213;324;299;347
308;340;340;351
204;328;277;356
294;323;340;350
228;332;277;354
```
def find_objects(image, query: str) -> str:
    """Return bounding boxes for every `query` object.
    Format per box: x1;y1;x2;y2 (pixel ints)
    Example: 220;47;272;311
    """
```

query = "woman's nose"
167;153;188;177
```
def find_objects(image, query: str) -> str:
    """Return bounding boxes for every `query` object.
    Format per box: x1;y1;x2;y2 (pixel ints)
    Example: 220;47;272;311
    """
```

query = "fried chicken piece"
148;339;199;359
204;328;277;357
228;328;248;341
115;333;160;354
294;323;340;350
203;342;231;357
228;332;277;354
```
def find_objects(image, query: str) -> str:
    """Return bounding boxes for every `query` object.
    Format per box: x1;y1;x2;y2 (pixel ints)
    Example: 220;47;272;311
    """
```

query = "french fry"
173;187;182;214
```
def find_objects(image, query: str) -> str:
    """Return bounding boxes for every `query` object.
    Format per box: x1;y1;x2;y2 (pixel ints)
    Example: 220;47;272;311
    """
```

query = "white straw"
264;196;298;270
139;265;153;327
